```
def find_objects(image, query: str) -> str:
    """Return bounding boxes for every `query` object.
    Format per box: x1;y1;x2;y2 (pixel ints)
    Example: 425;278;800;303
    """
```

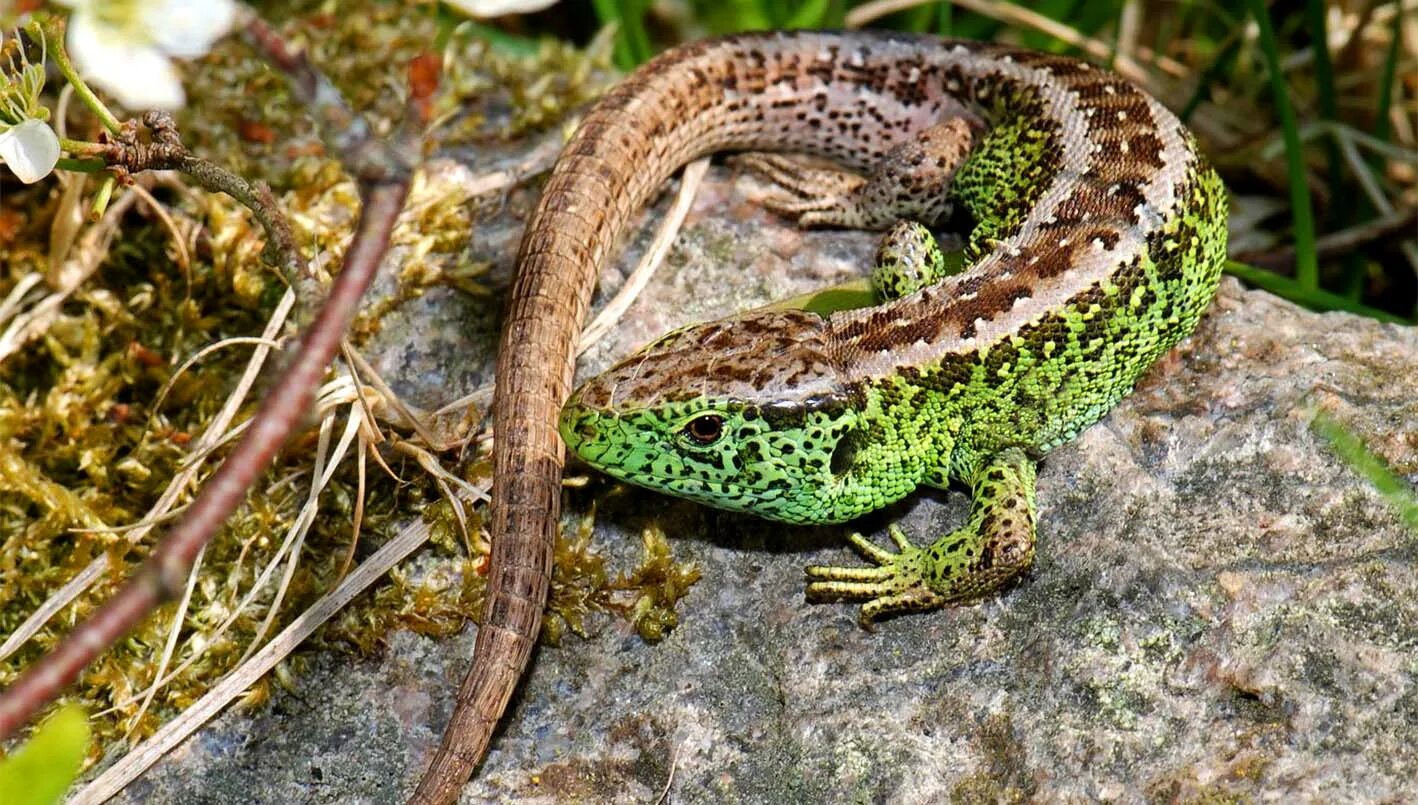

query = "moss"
0;0;628;768
541;509;702;645
950;713;1036;804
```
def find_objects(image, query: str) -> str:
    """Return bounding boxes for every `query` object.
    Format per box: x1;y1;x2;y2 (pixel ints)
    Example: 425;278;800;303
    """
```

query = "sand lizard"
414;29;1227;800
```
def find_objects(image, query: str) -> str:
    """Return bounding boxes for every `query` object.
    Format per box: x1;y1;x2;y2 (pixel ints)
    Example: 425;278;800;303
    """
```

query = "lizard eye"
683;414;724;445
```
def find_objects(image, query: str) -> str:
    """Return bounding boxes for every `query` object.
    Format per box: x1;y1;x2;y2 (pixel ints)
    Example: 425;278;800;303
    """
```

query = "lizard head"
559;309;862;524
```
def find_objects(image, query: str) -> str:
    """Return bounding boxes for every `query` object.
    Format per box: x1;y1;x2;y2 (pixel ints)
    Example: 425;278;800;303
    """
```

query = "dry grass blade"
123;544;206;742
149;337;286;420
0;191;140;364
237;406;365;666
111;380;367;709
126;183;193;275
0;290;295;663
0;273;44;328
579;157;710;353
69;488;481;804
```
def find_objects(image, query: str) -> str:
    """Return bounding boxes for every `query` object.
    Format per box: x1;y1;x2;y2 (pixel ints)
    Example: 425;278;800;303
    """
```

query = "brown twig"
0;9;416;742
1232;206;1418;270
0;180;408;742
95;110;318;310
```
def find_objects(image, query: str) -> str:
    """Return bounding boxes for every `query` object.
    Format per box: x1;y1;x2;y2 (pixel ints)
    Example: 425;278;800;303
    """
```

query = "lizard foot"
736;118;978;230
734;152;867;228
805;526;948;626
806;448;1040;626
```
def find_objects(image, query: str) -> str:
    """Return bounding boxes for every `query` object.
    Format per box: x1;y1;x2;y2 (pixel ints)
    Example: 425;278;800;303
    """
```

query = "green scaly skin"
555;34;1229;624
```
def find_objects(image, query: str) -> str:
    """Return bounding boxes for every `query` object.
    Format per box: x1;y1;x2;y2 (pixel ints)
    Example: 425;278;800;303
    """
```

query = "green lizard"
415;31;1228;799
554;33;1228;624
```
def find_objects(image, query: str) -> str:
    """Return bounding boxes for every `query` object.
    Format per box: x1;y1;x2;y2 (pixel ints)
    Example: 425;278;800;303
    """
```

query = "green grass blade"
0;704;91;805
785;0;834;29
1304;0;1341;194
590;0;652;68
1243;0;1320;293
1180;34;1241;123
1312;411;1418;537
1373;5;1402;145
1224;261;1409;323
618;0;654;65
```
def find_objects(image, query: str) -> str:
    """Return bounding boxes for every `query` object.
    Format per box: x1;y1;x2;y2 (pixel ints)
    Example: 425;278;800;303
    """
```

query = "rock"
116;158;1418;803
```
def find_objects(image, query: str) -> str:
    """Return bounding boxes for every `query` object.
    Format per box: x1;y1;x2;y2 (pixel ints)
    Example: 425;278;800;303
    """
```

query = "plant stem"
59;136;104;156
42;17;123;136
1244;0;1320;292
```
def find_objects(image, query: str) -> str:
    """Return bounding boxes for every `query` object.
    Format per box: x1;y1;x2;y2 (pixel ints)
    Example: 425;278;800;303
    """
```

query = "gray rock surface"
115;158;1418;803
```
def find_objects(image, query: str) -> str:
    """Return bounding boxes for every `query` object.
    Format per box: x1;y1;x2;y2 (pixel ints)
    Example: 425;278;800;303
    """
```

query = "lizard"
412;29;1226;802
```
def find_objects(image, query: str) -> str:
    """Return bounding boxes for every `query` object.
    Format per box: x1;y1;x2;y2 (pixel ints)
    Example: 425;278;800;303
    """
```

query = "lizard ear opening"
830;430;859;477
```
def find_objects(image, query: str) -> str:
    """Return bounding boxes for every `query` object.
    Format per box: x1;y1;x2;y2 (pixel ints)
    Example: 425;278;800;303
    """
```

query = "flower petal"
443;0;558;18
144;0;238;58
67;11;186;110
0;119;61;184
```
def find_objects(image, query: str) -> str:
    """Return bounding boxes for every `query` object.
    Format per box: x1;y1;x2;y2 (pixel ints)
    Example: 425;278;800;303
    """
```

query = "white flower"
0;117;60;183
57;0;237;110
443;0;558;18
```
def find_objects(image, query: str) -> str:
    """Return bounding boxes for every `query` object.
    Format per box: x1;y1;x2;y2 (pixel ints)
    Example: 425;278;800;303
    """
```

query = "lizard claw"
805;527;946;625
734;152;866;228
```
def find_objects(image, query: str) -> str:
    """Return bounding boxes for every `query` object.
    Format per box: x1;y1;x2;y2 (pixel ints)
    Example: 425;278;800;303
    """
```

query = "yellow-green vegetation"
542;510;703;645
0;704;90;805
0;0;693;770
1312;409;1418;537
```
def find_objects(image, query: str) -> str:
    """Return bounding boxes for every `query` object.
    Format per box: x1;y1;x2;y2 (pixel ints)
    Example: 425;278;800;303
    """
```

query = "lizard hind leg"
738;117;982;230
806;447;1038;625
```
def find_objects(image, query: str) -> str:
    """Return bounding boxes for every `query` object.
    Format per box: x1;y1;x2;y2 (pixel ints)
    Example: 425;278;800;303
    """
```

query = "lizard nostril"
576;421;598;441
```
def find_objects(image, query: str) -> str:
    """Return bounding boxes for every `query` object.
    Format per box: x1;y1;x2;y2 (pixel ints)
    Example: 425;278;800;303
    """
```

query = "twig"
69;488;482;805
1232;207;1418;270
0;5;417;741
237;405;364;666
98;111;311;292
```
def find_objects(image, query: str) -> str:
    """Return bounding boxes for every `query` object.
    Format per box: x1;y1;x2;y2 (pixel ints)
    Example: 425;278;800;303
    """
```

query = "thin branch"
98;111;311;292
70;488;481;805
0;6;418;741
1232;206;1418;271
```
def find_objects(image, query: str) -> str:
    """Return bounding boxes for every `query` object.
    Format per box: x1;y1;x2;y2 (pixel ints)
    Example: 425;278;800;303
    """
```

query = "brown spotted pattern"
574;309;841;409
461;30;1209;789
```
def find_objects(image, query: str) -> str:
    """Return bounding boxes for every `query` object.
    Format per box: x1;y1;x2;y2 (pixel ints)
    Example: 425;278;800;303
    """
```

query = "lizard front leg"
806;447;1038;625
737;117;981;229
